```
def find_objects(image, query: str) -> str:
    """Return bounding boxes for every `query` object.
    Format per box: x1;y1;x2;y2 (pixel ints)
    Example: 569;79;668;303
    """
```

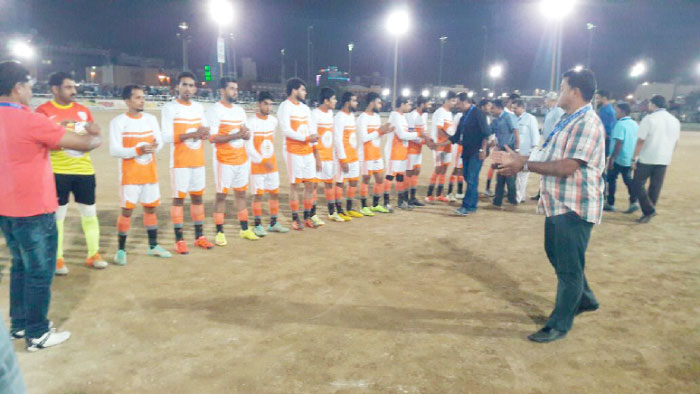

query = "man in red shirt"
0;61;101;352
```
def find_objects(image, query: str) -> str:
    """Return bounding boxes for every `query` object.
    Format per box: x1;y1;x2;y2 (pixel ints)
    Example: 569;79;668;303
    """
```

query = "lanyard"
541;105;590;149
0;102;25;110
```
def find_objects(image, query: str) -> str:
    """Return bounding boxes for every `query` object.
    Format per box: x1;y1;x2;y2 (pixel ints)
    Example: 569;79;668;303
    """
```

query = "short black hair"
457;92;470;102
339;91;355;108
177;71;197;84
562;68;596;102
508;93;521;101
478;98;492;108
416;95;429;106
286;78;306;96
445;91;457;100
0;61;31;96
49;71;73;87
650;94;666;109
493;99;505;109
365;92;380;108
258;91;274;102
395;96;410;108
122;85;143;100
512;99;525;109
615;102;631;115
218;77;237;90
597;90;610;99
319;87;335;104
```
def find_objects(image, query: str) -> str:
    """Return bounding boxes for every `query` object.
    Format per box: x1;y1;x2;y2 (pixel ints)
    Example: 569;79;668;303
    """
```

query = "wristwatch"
523;161;529;172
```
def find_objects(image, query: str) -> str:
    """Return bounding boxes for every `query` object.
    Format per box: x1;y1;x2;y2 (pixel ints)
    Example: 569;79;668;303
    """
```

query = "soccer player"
36;72;108;274
109;85;172;265
207;77;260;243
333;92;364;218
248;91;290;235
357;92;392;214
277;78;318;230
311;87;346;222
406;95;430;207
384;96;420;210
425;91;457;203
161;72;213;254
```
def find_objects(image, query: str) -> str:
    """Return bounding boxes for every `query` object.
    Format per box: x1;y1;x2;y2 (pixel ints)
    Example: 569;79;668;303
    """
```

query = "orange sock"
457;175;464;183
290;200;300;213
487;166;495;180
412;175;419;188
252;202;263;217
117;215;131;235
429;172;438;186
384;180;393;193
335;185;344;201
347;186;357;199
190;204;205;224
373;183;383;196
269;199;280;216
324;188;335;202
450;175;457;184
437;174;446;186
303;199;313;211
237;209;249;223
143;212;157;230
312;188;318;205
360;183;369;197
170;206;184;227
213;212;225;225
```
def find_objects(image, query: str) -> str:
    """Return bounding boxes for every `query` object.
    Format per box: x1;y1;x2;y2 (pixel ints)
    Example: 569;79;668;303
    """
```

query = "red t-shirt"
0;102;66;217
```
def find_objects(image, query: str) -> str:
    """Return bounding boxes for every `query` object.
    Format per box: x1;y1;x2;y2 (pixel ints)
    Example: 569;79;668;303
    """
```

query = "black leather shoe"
575;303;599;316
410;198;425;207
527;327;567;343
637;211;657;224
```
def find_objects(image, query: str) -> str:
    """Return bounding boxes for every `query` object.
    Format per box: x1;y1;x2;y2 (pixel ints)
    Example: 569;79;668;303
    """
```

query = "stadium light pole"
348;42;354;81
438;36;447;87
177;22;189;71
307;25;313;85
8;39;36;61
280;49;286;84
540;0;576;91
209;0;234;78
386;8;410;109
229;33;238;79
586;23;596;69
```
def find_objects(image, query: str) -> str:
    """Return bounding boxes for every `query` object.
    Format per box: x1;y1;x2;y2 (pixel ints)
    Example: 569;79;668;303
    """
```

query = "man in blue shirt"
605;102;639;213
489;99;519;208
596;90;616;158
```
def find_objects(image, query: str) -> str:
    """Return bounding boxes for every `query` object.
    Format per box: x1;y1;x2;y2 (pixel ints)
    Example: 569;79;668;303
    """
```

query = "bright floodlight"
540;0;576;20
574;64;584;72
439;91;447;98
467;91;474;98
626;94;634;100
178;21;189;31
630;61;646;78
386;9;410;36
488;92;494;98
209;0;234;26
348;42;354;52
381;88;390;97
401;88;411;97
421;89;430;97
488;64;503;79
9;40;35;60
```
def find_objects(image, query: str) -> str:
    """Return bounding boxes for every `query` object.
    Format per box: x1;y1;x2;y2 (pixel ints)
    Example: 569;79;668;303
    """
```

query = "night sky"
3;0;699;95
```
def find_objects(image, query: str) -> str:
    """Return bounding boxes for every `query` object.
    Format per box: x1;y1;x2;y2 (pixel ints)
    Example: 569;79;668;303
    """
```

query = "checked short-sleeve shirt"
537;104;605;224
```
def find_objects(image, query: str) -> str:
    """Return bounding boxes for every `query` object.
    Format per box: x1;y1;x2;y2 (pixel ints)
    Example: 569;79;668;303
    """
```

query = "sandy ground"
1;109;699;394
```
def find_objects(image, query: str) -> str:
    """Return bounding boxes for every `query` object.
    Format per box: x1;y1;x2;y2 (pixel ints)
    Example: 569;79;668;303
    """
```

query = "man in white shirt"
512;99;540;203
631;95;680;223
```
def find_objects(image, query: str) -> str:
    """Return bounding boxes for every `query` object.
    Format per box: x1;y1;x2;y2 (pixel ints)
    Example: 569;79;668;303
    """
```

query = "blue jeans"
0;314;25;393
460;153;484;212
0;213;56;339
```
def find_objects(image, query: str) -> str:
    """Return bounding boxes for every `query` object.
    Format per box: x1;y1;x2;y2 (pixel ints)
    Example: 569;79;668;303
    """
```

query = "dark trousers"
607;163;636;206
460;153;483;212
632;162;667;216
0;213;57;339
544;212;597;333
493;174;517;206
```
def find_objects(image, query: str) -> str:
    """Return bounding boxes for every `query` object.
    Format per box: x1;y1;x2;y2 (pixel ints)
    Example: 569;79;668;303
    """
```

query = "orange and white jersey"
333;110;358;164
109;112;162;185
277;99;314;155
311;107;334;162
248;113;277;175
384;111;418;161
407;109;428;154
161;99;209;168
431;106;454;152
207;101;254;166
357;111;382;161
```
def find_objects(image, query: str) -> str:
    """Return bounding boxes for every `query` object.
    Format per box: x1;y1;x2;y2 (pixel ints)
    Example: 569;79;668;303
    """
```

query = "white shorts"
170;166;206;198
284;152;316;184
335;160;360;183
360;158;384;176
121;183;161;209
408;153;422;170
250;172;280;195
452;144;463;169
213;160;250;193
386;159;407;175
433;151;452;167
316;160;335;183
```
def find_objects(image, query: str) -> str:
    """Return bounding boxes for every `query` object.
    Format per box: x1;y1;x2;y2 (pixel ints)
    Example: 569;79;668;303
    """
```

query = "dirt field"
1;109;698;394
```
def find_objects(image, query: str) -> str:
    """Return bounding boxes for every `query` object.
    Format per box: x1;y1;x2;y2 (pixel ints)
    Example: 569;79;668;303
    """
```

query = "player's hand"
341;162;349;172
59;119;77;128
379;123;392;135
84;122;101;136
631;160;637;171
479;150;486;161
240;125;251;140
309;134;319;143
496;146;526;177
265;161;275;171
315;159;322;172
141;144;156;154
197;126;210;140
